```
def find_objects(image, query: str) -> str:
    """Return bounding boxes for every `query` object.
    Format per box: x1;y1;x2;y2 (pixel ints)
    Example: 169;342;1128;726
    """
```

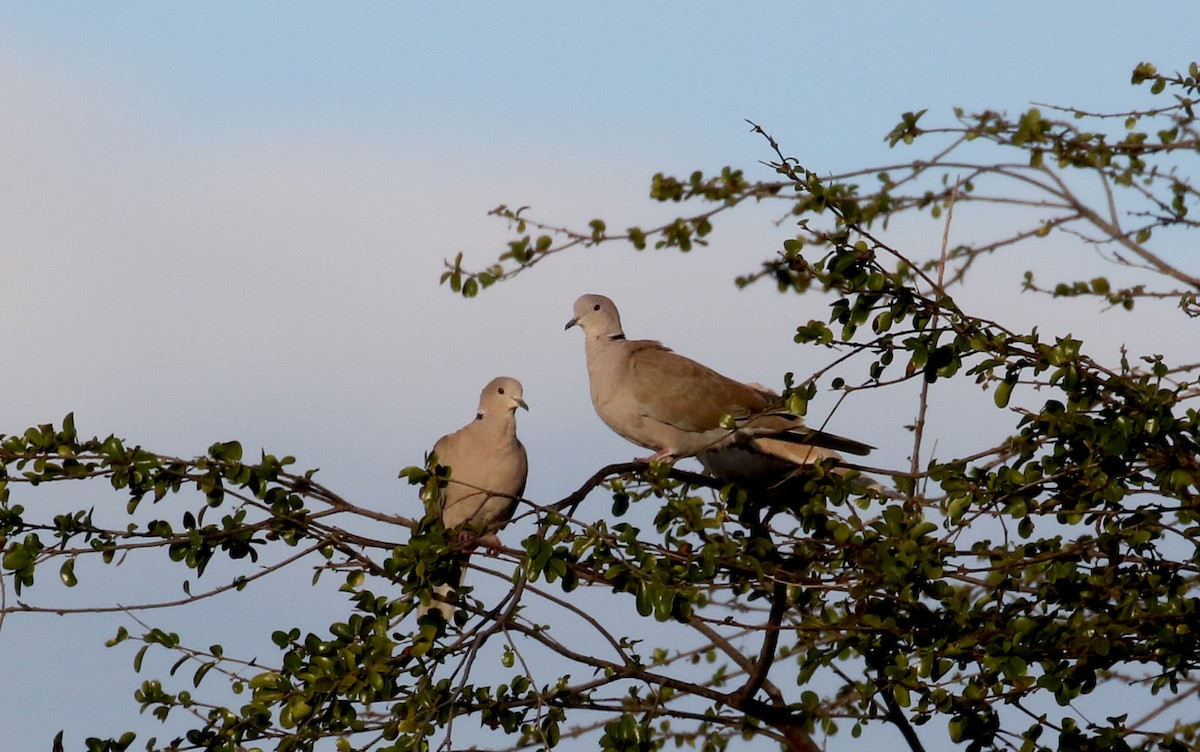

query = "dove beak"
564;316;579;331
516;397;529;411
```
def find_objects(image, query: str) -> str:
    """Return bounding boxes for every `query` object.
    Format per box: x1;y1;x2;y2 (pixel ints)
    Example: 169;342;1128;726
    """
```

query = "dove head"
478;376;529;417
565;294;624;339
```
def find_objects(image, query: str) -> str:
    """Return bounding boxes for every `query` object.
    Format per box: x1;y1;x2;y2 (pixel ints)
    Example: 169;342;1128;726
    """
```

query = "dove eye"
592;304;601;311
497;387;506;395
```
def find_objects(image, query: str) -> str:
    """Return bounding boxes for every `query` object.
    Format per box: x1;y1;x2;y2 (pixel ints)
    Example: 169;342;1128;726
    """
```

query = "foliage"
5;62;1200;752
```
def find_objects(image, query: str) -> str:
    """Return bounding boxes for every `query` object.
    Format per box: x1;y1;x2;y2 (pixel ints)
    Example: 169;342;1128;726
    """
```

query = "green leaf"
59;558;78;587
209;441;243;463
133;645;150;673
2;546;31;571
105;626;130;648
994;377;1015;408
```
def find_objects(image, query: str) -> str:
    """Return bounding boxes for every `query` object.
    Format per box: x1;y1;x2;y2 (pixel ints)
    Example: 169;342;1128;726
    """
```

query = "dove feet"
477;532;503;551
640;449;679;465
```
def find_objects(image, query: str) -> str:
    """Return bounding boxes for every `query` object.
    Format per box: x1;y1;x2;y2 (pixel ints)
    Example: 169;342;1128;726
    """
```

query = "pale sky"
2;4;1197;750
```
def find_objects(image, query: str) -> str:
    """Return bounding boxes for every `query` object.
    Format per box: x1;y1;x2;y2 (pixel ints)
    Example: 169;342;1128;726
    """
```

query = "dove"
417;376;529;622
564;293;871;476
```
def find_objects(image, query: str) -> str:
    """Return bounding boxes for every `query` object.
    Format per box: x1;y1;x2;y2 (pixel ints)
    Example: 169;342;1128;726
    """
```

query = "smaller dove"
418;376;529;622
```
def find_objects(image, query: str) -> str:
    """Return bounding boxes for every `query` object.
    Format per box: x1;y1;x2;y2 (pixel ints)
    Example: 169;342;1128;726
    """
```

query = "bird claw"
452;529;503;552
477;533;503;552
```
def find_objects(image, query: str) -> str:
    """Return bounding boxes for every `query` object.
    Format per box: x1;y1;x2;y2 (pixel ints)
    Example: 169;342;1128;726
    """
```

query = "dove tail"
416;558;470;623
768;428;874;456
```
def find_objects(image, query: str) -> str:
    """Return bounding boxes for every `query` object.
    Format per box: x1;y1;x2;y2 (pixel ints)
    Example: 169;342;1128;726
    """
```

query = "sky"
1;4;1198;751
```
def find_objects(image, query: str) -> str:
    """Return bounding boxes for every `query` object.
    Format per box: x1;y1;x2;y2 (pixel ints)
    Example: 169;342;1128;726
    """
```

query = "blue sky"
1;4;1198;750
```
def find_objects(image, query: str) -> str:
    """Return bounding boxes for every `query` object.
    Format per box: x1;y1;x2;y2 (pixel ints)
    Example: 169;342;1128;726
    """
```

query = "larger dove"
418;376;529;622
564;294;870;477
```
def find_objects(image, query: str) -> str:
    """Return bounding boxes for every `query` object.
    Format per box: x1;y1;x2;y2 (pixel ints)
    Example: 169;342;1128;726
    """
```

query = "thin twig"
549;461;722;514
910;177;958;495
4;542;326;617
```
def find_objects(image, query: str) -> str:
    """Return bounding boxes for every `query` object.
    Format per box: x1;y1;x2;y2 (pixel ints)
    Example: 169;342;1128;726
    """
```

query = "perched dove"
418;376;529;622
565;293;871;479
